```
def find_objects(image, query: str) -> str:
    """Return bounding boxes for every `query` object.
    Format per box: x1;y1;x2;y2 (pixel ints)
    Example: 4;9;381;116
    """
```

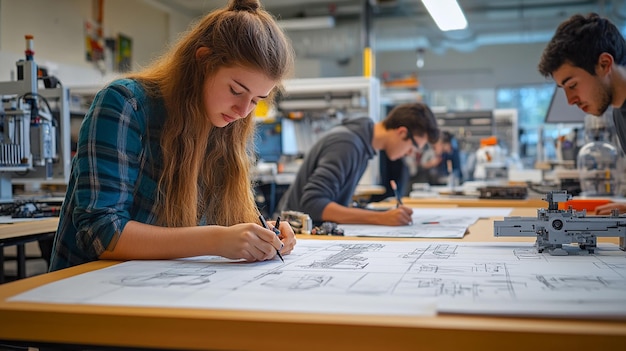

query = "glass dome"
577;141;618;196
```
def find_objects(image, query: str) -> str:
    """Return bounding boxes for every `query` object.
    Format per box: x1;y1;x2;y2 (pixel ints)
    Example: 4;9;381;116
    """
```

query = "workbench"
0;208;624;350
0;218;58;283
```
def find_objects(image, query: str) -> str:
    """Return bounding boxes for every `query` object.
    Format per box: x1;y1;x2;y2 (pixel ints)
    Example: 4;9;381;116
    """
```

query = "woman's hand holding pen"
214;223;290;262
268;219;296;256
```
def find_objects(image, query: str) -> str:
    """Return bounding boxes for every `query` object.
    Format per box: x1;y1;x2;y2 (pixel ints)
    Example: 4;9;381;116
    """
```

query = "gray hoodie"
275;117;376;223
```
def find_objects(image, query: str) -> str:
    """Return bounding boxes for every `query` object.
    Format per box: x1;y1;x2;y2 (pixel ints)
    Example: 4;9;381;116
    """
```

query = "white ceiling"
150;0;626;58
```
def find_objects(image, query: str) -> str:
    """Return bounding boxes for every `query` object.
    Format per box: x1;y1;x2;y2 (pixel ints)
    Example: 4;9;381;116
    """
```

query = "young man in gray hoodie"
276;102;439;226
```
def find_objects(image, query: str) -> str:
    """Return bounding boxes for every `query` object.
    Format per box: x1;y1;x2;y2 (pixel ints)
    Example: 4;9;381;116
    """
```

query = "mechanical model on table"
494;190;626;255
0;35;70;202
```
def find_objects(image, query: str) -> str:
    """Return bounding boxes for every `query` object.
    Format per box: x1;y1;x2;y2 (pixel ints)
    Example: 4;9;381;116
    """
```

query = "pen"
390;180;403;208
421;221;440;225
258;215;284;262
273;216;282;235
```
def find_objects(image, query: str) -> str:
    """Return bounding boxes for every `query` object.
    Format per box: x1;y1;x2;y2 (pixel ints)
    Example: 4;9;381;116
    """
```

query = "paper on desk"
10;239;626;319
340;208;513;238
10;240;437;316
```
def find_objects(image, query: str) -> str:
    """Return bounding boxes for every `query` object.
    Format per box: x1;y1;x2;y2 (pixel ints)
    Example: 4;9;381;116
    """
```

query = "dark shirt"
613;100;626;154
276;117;376;222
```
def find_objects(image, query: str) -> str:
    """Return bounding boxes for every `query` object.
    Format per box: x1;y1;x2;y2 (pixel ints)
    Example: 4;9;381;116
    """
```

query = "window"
497;83;582;165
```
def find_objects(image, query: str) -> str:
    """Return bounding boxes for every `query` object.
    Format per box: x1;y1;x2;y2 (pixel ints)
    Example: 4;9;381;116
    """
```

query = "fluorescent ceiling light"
422;0;468;31
278;16;335;31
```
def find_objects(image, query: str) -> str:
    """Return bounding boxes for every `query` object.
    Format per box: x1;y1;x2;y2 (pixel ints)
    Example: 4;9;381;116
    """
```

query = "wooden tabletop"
0;208;624;350
0;218;59;242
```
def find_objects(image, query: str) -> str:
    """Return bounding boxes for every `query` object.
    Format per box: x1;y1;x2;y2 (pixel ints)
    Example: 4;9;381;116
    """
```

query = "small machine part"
0;200;60;218
280;210;313;234
311;221;344;236
494;190;626;255
478;185;528;199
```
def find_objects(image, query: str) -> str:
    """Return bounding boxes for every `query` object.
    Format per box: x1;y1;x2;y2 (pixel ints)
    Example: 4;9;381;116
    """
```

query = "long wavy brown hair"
127;0;294;227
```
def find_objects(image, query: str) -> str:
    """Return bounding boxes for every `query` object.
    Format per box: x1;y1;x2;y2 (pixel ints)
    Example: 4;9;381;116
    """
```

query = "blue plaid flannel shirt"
49;79;165;271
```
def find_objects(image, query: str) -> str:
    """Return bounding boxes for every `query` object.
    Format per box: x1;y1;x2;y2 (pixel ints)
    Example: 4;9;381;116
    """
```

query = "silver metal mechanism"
494;190;626;255
0;36;70;202
277;76;381;186
280;210;313;234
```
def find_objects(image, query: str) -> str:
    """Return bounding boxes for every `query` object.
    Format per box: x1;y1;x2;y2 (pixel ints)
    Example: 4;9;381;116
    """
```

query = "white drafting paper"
9;241;436;316
339;217;474;238
340;208;512;238
10;239;626;319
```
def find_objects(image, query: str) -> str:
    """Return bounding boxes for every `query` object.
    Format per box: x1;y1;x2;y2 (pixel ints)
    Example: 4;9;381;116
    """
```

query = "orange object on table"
557;199;613;212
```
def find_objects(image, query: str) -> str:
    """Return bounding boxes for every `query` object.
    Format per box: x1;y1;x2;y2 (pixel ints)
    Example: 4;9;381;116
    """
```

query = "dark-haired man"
538;13;626;214
276;102;439;225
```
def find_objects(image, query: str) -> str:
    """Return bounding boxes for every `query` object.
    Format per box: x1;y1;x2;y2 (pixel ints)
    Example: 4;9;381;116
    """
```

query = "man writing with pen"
275;102;440;227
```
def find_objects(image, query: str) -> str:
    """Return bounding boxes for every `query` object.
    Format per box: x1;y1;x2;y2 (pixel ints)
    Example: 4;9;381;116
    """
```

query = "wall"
0;0;192;88
0;0;553;90
287;36;552;90
376;42;551;90
294;58;351;78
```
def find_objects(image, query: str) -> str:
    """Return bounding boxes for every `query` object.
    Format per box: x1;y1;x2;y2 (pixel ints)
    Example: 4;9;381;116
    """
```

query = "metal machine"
280;210;313;234
277;76;381;185
494;190;626;255
0;35;70;201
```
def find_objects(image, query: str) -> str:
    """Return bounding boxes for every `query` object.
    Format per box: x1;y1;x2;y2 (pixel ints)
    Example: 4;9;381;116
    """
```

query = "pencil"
390;180;403;208
258;215;284;262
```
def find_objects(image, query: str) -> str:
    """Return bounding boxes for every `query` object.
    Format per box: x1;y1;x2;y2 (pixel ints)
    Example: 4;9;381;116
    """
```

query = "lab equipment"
577;113;618;196
473;136;506;180
0;35;71;201
311;221;344;236
280;210;313;234
494;190;626;255
254;120;282;163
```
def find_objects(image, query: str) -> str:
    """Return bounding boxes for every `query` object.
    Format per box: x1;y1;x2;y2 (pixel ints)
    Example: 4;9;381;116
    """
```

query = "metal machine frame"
494;190;626;255
0;41;70;201
277;76;382;185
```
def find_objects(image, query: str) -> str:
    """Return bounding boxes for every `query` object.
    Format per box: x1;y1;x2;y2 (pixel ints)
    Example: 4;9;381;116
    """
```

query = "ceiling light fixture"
278;16;335;31
422;0;468;31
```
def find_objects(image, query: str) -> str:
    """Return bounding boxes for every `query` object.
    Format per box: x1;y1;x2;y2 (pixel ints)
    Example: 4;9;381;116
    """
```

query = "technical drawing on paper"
10;240;626;318
340;208;512;238
340;215;478;238
111;264;216;287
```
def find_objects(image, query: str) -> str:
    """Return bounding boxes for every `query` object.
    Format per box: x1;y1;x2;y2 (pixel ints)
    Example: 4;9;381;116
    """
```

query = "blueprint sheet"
10;240;626;318
341;207;513;238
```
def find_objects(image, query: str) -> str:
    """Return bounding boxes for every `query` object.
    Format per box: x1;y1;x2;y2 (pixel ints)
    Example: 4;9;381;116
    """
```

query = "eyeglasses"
406;129;421;150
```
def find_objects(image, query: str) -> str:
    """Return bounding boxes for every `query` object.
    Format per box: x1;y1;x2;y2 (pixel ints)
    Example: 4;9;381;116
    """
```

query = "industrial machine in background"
0;36;71;202
251;77;382;217
494;190;626;255
276;76;381;185
434;108;518;184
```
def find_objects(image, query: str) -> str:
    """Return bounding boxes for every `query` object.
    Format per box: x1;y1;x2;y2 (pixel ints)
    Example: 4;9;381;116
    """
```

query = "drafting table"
0;218;58;283
0;208;624;351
